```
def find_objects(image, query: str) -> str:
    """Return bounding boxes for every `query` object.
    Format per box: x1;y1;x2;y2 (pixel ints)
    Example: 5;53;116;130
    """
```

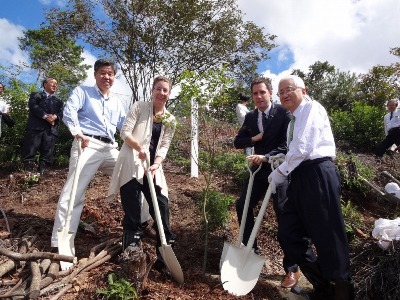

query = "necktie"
262;112;267;132
288;115;296;144
390;112;393;120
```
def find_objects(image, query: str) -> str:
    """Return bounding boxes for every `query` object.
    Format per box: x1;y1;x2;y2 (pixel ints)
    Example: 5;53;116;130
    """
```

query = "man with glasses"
269;75;354;299
22;77;63;174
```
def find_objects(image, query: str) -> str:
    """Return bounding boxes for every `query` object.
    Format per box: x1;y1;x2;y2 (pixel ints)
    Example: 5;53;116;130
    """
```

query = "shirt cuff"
279;161;290;175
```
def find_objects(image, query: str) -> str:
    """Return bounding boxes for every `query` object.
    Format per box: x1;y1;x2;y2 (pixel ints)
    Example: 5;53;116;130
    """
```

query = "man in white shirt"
235;93;252;155
268;75;354;300
0;82;11;137
375;98;400;159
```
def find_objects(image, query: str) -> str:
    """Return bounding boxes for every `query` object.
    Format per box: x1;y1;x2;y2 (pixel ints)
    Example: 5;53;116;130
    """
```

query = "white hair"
279;75;306;89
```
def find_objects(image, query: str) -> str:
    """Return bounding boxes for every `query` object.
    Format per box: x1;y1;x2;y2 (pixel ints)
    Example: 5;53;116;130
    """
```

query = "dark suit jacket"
234;102;291;178
25;91;64;136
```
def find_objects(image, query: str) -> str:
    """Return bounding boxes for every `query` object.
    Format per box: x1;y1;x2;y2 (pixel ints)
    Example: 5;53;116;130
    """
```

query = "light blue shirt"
63;85;126;142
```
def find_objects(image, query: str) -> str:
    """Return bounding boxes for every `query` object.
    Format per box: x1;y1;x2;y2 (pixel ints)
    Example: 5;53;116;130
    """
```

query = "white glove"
268;168;287;194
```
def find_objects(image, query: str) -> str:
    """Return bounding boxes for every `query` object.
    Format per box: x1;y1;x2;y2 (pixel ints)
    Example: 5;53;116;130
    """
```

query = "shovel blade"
220;242;264;296
219;242;229;270
158;244;184;284
57;228;75;271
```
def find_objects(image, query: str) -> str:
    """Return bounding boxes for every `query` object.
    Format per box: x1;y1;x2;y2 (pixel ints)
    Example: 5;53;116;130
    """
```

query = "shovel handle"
144;155;168;245
237;162;262;246
64;140;84;230
245;183;273;252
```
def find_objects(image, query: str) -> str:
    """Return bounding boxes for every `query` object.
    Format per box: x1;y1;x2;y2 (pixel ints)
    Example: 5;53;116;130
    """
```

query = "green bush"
341;199;363;242
96;273;138;300
336;152;375;193
196;189;235;231
331;102;385;152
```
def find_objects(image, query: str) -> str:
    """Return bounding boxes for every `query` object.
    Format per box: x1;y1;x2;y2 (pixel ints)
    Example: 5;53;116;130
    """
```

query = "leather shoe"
281;270;300;288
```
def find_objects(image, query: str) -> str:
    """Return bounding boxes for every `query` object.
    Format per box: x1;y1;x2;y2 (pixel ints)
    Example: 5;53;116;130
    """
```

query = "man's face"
278;79;305;113
94;65;115;93
251;82;272;112
44;79;58;94
387;101;397;112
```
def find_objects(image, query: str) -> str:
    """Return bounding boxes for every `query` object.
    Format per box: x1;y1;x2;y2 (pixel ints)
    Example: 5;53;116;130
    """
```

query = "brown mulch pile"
1;151;400;299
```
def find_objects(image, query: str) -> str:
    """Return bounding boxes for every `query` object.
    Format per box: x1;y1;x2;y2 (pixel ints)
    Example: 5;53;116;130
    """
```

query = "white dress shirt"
279;97;336;176
384;109;400;135
236;103;249;126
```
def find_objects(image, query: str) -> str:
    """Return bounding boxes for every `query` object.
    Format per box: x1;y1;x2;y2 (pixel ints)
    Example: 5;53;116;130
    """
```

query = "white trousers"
51;138;151;247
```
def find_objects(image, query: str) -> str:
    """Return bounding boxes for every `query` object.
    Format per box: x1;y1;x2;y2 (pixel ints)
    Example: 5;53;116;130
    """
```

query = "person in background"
235;93;252;156
51;59;126;249
21;77;64;174
108;76;176;274
234;77;297;287
375;98;400;161
269;75;354;299
0;82;11;138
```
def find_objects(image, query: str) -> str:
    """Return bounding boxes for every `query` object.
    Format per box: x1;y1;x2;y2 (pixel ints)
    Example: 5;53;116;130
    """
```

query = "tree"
18;27;90;100
356;65;398;108
177;67;235;275
45;0;276;104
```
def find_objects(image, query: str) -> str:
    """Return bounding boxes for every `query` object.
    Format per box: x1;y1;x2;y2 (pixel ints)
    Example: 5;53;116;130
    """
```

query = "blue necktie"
390;112;393;120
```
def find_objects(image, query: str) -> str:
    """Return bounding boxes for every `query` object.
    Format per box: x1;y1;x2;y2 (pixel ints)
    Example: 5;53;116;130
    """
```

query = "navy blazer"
25;91;64;136
234;102;290;175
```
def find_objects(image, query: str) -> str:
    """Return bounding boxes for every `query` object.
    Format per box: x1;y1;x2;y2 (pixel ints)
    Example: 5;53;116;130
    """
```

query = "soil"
1;150;400;299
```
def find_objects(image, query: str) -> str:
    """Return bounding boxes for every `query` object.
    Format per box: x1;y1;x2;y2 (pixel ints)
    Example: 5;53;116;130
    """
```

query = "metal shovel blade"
145;156;184;284
57;229;75;271
220;242;265;296
159;244;184;284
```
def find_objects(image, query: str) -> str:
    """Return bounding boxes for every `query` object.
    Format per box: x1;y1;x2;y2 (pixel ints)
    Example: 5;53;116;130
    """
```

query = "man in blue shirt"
51;59;126;249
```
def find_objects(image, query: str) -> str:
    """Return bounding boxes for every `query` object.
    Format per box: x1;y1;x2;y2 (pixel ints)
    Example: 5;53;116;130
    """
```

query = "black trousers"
278;159;351;281
22;128;56;165
375;127;400;157
120;176;173;248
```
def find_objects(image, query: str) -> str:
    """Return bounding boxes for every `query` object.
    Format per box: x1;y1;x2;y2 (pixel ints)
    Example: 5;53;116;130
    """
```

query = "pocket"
109;109;119;126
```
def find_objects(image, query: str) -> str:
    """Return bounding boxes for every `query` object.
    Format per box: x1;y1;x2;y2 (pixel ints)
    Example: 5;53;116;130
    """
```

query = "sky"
0;0;399;100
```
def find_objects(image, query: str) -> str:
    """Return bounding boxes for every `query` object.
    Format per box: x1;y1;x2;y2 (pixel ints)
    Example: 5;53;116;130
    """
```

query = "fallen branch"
28;250;41;299
0;247;76;264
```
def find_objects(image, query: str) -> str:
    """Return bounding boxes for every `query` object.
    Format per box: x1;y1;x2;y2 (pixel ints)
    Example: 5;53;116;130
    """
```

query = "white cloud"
0;19;29;67
238;0;400;76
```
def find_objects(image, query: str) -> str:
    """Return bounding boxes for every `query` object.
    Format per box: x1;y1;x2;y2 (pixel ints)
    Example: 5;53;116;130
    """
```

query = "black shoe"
122;231;142;252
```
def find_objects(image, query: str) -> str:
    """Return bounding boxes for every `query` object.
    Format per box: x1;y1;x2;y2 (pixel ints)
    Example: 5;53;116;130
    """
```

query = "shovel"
220;161;262;269
220;183;274;296
144;156;184;284
57;140;84;270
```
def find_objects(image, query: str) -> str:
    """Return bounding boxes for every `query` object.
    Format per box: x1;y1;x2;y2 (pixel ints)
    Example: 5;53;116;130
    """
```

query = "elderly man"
269;75;354;299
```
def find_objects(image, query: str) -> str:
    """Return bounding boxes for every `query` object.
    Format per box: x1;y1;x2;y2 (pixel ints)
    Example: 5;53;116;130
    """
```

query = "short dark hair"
94;58;117;75
239;93;250;102
250;77;273;92
42;77;57;88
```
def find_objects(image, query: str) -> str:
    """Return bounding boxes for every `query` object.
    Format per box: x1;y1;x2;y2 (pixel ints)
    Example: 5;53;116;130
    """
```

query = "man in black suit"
234;77;296;286
22;77;63;174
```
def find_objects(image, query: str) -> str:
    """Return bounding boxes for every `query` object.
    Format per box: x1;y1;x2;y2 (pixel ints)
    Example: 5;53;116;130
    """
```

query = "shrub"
331;102;384;152
96;273;138;300
195;189;235;232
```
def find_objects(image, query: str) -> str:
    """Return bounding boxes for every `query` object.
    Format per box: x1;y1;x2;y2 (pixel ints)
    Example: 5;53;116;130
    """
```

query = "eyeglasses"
276;86;301;97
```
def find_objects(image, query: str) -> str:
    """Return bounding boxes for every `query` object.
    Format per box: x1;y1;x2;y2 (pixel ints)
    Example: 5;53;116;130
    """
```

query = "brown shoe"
281;271;300;288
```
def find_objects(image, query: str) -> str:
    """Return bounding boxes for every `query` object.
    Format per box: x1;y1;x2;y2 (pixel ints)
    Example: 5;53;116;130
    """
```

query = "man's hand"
76;134;90;148
268;168;287;194
251;132;263;143
247;154;267;165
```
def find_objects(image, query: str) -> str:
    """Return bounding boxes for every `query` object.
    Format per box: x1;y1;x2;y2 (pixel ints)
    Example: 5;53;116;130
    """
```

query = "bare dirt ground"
1;151;400;299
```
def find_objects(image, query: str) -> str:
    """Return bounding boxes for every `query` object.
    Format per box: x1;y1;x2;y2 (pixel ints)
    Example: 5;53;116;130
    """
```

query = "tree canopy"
45;0;276;104
18;27;90;100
